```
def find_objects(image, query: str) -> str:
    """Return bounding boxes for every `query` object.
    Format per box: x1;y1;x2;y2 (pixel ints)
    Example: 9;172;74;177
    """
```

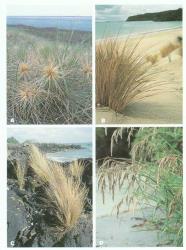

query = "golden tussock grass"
29;145;87;233
14;161;26;190
160;42;179;58
43;63;60;81
16;83;43;105
146;54;159;65
69;160;85;182
19;63;30;78
96;38;164;113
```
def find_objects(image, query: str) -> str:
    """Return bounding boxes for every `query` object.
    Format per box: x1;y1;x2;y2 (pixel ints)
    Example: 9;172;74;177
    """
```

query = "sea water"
96;20;182;39
7;16;92;32
46;143;92;163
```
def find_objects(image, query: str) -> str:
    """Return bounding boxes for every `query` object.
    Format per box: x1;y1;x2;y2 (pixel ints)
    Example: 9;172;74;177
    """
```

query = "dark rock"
7;189;29;247
55;215;92;247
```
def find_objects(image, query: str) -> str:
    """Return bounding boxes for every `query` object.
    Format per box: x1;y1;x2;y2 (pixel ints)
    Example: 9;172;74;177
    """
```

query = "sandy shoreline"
96;26;182;42
96;28;182;124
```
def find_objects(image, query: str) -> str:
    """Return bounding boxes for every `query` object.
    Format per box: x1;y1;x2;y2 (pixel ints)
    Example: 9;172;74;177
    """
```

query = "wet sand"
96;28;182;124
96;209;173;247
96;185;174;247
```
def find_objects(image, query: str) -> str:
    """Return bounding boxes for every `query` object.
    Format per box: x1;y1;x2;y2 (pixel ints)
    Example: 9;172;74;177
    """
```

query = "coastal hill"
126;8;182;22
7;142;83;154
7;24;92;44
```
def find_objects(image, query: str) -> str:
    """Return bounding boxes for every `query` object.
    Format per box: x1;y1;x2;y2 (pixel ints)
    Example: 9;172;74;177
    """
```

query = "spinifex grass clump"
97;127;183;246
29;145;88;234
7;26;92;124
96;38;163;113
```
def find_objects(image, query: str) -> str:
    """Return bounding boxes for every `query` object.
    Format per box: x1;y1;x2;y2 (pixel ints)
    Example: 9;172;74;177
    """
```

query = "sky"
7;0;92;16
7;127;92;144
96;4;182;21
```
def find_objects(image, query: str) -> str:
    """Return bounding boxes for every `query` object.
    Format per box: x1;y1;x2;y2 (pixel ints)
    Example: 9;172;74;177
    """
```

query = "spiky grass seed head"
43;63;59;81
19;63;30;77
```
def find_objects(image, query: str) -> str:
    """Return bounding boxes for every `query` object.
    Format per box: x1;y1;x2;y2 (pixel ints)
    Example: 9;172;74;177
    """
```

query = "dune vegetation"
96;38;166;113
7;25;92;124
96;35;182;114
97;127;183;246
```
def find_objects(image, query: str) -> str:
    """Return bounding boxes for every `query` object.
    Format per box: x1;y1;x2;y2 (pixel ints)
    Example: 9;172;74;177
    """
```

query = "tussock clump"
146;54;159;65
18;63;30;79
43;63;60;81
160;42;179;58
46;167;87;232
29;145;88;233
11;83;46;123
96;38;163;113
70;160;85;182
14;161;26;190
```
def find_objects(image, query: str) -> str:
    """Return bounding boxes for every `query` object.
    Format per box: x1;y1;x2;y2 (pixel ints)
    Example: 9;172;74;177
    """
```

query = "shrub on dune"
96;38;164;113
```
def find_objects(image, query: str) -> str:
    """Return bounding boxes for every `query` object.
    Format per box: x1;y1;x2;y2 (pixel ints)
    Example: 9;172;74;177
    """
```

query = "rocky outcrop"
8;142;82;154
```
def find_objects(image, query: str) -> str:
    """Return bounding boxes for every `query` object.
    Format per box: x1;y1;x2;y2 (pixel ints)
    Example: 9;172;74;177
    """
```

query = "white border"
0;0;185;249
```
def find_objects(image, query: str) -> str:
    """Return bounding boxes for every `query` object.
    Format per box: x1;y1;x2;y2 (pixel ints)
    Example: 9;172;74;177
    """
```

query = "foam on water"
46;143;92;163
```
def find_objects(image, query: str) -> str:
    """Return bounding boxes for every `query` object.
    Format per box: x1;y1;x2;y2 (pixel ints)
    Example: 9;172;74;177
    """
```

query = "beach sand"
96;186;171;247
96;28;182;124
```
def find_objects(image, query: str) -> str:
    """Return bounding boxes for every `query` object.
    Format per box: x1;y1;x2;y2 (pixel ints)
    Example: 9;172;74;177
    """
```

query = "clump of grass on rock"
29;145;88;234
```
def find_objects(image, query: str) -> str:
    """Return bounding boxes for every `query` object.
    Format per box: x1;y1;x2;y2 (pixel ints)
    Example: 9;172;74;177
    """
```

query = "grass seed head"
17;84;40;104
19;63;30;77
43;63;59;81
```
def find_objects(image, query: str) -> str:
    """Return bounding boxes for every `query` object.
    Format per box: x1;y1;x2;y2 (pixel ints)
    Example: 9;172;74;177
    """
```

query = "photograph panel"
96;127;183;247
7;15;92;124
7;127;92;247
96;4;182;124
